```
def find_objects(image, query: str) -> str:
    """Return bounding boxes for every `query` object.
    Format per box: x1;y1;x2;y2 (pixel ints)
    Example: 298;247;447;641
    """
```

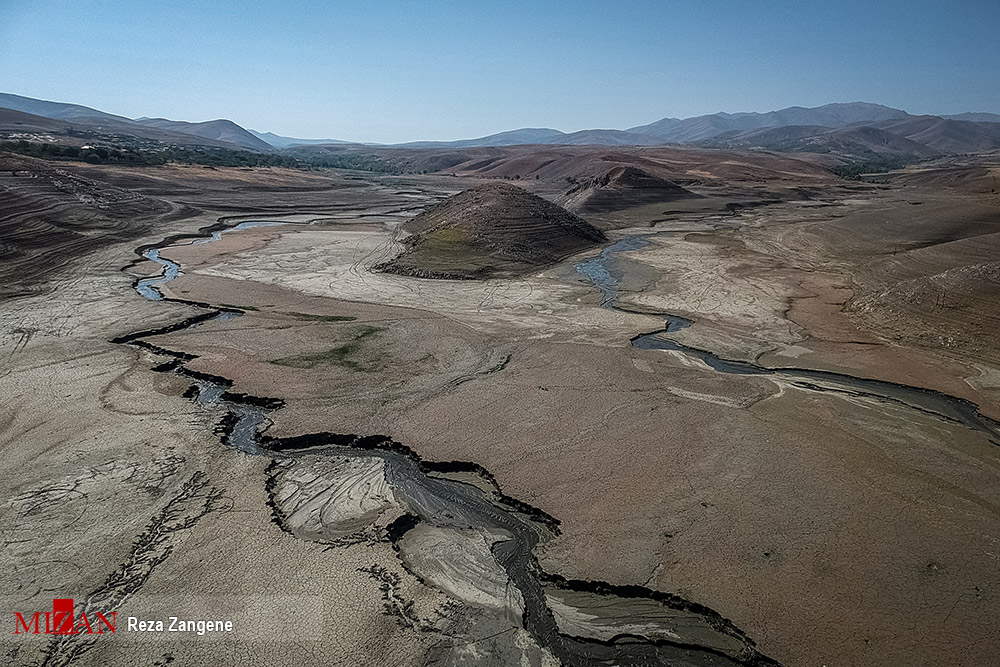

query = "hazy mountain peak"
247;129;350;148
627;102;912;143
3;92;999;157
942;112;1000;123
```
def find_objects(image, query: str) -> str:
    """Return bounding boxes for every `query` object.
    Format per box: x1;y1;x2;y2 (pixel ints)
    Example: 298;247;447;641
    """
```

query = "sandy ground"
139;184;1000;667
0;246;452;666
1;166;524;666
4;158;1000;666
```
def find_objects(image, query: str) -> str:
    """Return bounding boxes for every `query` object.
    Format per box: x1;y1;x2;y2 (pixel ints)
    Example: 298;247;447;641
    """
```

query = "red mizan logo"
13;599;116;635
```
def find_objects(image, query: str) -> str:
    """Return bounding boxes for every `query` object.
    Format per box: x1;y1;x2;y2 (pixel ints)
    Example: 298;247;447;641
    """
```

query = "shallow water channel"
581;232;1000;442
117;221;822;666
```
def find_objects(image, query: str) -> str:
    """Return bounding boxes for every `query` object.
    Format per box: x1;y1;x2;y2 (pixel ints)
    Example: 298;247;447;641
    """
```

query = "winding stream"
116;214;1000;666
119;220;774;666
135;220;288;300
584;232;1000;443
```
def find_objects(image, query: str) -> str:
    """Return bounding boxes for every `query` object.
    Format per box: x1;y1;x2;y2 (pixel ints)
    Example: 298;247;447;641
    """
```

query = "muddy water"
122;222;772;666
585;232;1000;442
575;235;652;306
135;220;288;300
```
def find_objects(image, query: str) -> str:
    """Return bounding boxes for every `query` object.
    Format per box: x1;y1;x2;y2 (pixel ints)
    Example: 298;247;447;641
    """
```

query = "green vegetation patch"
425;227;472;245
0;139;457;174
1;140;144;164
269;325;382;371
0;139;310;168
831;158;911;180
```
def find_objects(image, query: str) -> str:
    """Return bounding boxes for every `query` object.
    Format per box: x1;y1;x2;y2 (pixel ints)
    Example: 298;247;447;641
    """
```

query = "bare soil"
3;150;1000;666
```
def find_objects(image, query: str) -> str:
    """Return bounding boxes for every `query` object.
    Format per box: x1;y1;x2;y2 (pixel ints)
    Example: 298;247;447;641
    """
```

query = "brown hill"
892;164;1000;194
0;105;262;151
0;107;76;136
876;116;1000;153
560;165;703;213
284;143;834;185
380;182;606;279
701;125;942;162
0;94;273;152
136;117;274;151
0;151;175;298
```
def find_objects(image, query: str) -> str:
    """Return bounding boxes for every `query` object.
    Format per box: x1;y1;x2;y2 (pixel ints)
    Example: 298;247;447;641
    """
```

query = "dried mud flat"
2;153;1000;667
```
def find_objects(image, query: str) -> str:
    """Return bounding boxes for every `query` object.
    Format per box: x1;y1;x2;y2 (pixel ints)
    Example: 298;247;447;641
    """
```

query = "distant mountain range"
2;92;1000;163
412;103;1000;157
247;129;350;149
941;112;1000;123
0;92;270;151
0;92;131;124
397;127;666;148
626;101;912;142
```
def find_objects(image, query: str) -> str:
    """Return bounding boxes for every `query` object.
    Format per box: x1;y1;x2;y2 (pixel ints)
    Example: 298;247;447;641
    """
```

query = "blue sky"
1;0;998;143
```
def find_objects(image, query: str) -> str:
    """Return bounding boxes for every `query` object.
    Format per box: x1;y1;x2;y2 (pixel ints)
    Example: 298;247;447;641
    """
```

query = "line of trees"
830;157;911;179
1;139;460;174
0;139;310;169
0;140;144;164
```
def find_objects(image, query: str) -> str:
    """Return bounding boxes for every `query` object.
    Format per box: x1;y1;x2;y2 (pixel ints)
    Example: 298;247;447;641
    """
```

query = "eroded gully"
123;219;972;666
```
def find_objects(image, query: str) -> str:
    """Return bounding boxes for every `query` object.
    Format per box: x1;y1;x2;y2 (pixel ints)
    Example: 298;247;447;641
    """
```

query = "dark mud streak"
217;392;285;410
356;565;431;632
449;353;514;388
383;513;422;543
262;458;298;539
110;218;780;666
213;412;244;442
111;310;225;345
177;368;234;390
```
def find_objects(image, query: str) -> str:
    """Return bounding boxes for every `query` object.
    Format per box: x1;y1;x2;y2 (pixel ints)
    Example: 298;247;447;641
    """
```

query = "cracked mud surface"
108;220;776;664
3;158;1000;666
